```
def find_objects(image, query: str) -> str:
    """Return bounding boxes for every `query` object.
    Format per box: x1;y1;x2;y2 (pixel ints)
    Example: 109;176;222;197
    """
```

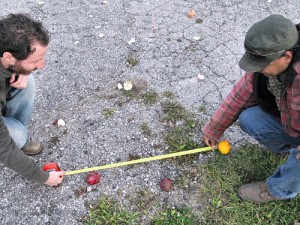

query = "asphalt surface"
0;0;299;224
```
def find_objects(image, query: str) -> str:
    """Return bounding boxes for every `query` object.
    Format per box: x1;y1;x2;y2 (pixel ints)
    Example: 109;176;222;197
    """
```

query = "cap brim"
239;53;271;72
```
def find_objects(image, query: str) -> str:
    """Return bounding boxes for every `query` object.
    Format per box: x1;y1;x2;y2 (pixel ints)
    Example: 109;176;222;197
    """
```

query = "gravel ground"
0;0;299;224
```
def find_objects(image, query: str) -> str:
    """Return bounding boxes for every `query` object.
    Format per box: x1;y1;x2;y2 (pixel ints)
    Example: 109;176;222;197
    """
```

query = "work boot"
21;139;43;155
238;181;283;204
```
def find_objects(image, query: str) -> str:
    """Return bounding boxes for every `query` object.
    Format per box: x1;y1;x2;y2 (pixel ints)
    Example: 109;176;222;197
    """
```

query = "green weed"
141;91;158;105
82;196;140;225
140;122;152;136
162;91;175;99
102;108;115;118
161;101;188;123
151;207;198;225
127;56;139;67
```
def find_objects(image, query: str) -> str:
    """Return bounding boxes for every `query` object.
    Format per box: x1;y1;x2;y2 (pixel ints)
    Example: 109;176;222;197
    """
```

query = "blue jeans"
2;76;35;148
239;106;300;199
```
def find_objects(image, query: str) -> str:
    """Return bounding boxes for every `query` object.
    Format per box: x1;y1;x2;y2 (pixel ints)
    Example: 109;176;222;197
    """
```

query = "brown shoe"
21;139;43;155
238;181;282;204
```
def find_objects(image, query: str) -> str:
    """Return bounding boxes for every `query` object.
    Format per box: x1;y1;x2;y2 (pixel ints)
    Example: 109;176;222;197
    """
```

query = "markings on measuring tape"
65;146;213;176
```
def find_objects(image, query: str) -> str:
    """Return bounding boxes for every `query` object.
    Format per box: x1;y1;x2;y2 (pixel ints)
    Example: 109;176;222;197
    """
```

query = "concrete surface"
0;0;299;224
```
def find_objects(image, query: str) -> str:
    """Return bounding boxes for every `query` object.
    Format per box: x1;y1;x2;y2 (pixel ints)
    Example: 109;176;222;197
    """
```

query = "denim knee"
239;109;254;135
2;117;28;148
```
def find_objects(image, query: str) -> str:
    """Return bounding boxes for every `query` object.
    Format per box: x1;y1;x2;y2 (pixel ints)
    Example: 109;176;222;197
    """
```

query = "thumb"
10;74;16;83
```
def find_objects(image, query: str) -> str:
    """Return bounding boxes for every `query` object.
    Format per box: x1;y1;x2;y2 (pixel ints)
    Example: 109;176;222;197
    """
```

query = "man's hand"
202;134;218;149
10;74;30;89
44;171;65;186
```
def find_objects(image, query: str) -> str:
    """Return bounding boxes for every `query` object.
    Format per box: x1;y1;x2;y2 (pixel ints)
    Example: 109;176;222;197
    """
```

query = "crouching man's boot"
21;139;43;155
238;181;283;204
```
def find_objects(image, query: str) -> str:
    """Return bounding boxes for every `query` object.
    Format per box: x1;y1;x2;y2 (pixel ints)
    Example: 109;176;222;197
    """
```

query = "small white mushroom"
57;119;66;126
123;81;133;91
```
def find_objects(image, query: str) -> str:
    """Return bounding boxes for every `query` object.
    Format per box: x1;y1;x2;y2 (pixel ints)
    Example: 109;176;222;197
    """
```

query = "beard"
8;62;37;75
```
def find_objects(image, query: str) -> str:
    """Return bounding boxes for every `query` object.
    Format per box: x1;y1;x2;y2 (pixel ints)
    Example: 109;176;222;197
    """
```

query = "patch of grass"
165;125;200;152
120;82;143;99
102;108;115;118
141;91;158;105
160;102;197;149
162;91;175;99
127;189;159;215
82;196;140;225
198;104;206;113
151;207;198;225
140;122;152;136
161;101;201;164
127;56;139;67
199;144;300;225
161;101;188;123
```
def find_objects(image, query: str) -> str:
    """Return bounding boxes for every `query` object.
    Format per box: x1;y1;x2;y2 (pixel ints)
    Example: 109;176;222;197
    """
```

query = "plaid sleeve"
202;72;257;140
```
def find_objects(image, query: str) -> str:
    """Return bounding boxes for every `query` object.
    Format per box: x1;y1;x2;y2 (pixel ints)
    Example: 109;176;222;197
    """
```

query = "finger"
297;153;300;160
202;137;210;147
10;74;16;84
212;141;218;149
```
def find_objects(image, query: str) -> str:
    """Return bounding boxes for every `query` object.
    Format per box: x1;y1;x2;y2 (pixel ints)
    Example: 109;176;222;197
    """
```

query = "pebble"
196;18;203;23
197;74;205;80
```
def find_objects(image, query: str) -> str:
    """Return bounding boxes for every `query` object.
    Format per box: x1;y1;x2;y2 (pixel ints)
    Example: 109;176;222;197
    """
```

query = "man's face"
259;53;291;77
12;42;47;75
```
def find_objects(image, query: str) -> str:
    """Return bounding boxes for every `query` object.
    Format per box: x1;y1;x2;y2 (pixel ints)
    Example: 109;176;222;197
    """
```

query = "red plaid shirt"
202;62;300;140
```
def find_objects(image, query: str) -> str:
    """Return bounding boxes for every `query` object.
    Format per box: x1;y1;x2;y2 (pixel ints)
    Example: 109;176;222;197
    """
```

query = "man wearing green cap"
202;14;300;204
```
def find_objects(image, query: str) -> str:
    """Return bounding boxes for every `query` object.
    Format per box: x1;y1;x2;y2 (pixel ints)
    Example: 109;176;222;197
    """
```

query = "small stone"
197;74;205;80
102;0;108;4
87;186;92;192
193;36;201;41
57;119;66;126
127;38;136;45
196;18;203;23
117;83;123;89
99;33;105;38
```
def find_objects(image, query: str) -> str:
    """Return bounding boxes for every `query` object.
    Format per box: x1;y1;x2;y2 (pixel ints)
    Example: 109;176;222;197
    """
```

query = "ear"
283;51;293;64
2;52;17;65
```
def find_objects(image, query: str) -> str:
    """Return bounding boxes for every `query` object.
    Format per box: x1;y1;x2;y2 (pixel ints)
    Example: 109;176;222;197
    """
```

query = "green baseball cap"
239;14;298;72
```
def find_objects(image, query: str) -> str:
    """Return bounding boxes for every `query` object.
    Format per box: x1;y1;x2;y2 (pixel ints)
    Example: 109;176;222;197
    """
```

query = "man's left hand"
10;74;30;89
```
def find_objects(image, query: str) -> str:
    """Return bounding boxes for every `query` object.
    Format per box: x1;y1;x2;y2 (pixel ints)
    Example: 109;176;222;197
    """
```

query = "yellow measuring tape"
65;146;213;175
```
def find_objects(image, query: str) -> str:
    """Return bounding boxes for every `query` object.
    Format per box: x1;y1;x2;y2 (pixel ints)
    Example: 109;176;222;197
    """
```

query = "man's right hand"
202;134;218;149
44;171;65;186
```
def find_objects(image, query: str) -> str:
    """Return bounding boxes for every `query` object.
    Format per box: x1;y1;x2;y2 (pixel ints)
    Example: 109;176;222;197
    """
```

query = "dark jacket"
0;63;48;183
